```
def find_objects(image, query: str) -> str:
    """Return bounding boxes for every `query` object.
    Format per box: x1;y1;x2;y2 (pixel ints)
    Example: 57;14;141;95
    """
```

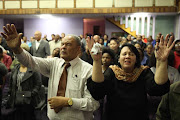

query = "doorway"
83;18;105;37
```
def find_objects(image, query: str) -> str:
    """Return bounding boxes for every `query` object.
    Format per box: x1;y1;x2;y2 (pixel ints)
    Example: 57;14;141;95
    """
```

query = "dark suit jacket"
30;40;50;58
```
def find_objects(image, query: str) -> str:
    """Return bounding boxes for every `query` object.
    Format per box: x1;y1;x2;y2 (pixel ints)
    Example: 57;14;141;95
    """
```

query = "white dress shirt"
35;40;42;50
15;50;99;120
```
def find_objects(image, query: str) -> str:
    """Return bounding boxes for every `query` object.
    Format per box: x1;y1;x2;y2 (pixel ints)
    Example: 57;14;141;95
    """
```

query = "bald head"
34;31;42;41
93;35;100;43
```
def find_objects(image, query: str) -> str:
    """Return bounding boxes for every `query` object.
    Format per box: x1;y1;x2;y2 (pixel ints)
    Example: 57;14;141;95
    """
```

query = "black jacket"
7;64;42;108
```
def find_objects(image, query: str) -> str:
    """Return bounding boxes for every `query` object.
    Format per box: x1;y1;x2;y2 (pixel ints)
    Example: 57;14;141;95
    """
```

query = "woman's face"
146;44;153;54
109;40;119;52
119;47;136;73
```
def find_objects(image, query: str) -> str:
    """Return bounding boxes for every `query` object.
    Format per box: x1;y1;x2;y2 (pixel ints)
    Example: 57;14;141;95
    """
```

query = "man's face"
61;33;65;38
23;37;27;42
147;36;153;42
137;35;142;41
55;35;60;42
93;35;100;43
34;32;41;41
127;35;131;41
60;36;80;62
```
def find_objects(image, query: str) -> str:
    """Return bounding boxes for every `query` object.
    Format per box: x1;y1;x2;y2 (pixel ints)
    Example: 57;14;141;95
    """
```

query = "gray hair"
67;34;81;46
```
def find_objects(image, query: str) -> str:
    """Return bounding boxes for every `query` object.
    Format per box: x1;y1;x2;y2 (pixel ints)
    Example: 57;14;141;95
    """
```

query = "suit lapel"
32;41;37;52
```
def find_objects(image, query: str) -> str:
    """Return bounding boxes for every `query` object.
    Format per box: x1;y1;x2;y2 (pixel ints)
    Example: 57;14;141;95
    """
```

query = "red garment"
2;54;12;71
174;51;180;69
143;38;147;43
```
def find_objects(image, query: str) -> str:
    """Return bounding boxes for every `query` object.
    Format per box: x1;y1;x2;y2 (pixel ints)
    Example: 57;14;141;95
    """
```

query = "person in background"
81;44;93;65
142;35;147;43
0;62;8;118
147;35;156;47
109;38;120;65
120;37;127;47
43;34;49;42
134;42;142;49
103;34;109;47
144;43;154;66
21;36;32;47
156;81;180;120
6;43;42;120
61;33;65;39
126;34;132;43
86;34;175;120
51;34;55;41
47;47;60;58
49;34;61;55
101;48;115;73
0;47;12;71
0;36;13;59
30;37;35;43
173;39;180;70
1;24;99;120
93;35;100;43
99;37;104;45
134;35;147;49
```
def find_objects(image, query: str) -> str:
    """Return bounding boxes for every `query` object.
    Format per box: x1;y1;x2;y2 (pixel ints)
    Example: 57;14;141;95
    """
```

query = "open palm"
155;34;175;62
1;24;22;51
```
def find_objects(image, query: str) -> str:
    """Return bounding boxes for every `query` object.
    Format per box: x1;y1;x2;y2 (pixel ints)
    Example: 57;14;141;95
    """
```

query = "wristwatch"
68;98;73;106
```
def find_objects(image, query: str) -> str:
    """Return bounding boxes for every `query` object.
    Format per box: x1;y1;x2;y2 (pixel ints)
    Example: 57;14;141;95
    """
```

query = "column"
152;16;156;39
136;16;139;35
131;16;134;32
120;16;123;25
147;15;151;38
141;16;145;35
125;15;129;28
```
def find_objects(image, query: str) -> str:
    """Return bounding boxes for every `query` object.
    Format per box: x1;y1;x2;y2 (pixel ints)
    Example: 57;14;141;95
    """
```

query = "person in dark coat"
0;61;8;118
6;44;42;120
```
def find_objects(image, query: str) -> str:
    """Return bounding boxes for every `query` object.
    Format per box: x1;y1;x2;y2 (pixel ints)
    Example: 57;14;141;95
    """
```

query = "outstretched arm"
154;34;175;85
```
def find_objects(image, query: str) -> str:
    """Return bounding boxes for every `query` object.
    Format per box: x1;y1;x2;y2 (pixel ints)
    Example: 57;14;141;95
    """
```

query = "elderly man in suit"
30;31;50;58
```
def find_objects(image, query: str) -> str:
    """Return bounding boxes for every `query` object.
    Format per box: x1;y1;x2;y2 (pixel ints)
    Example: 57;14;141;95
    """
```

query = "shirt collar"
63;56;79;68
36;39;42;43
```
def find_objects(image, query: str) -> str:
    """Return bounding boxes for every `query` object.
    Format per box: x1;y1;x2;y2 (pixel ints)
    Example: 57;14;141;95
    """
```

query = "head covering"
21;43;30;52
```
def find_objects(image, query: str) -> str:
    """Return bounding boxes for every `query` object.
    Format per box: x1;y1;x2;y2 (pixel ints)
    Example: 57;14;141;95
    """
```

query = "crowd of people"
0;24;179;120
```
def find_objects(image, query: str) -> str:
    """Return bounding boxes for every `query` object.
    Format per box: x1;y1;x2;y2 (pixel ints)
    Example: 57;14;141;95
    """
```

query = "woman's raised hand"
155;34;175;62
86;36;102;61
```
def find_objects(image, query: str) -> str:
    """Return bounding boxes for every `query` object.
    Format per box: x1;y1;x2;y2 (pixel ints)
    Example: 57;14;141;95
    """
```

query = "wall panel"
76;0;93;8
115;0;132;7
5;1;20;9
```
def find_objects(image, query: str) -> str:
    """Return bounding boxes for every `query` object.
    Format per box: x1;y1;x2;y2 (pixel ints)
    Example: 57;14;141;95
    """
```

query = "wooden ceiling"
0;0;179;15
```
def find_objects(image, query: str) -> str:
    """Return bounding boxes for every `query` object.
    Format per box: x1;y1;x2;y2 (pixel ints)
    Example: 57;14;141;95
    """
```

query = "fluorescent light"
39;14;55;19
